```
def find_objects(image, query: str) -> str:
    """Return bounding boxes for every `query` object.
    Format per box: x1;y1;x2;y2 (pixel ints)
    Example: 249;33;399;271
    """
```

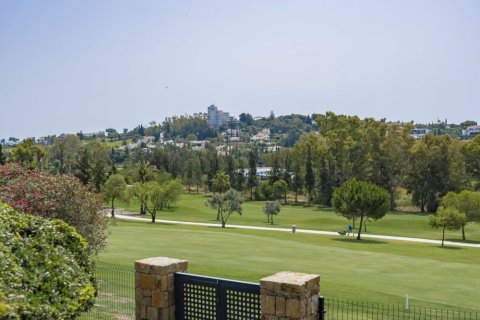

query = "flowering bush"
0;203;95;318
0;163;107;252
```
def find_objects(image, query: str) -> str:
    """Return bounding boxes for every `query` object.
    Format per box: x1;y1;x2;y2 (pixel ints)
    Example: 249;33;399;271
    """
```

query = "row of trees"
2;112;479;215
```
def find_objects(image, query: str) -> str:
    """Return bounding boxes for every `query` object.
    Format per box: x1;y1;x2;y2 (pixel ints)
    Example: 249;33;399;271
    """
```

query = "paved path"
114;214;480;248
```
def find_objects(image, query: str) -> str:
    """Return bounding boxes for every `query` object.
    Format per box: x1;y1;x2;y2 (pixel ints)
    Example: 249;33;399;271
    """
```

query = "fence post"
260;271;320;320
135;257;188;320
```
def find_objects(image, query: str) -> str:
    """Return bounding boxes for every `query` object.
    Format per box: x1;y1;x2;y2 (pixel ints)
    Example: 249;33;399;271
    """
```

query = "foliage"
272;179;288;203
263;200;281;224
247;149;258;199
0;203;95;318
145;179;183;223
462;135;480;189
429;207;467;246
0;163;107;252
211;171;230;193
48;134;82;174
206;188;243;228
8;138;46;168
332;179;390;240
0;144;6;165
404;134;468;212
442;190;480;240
162;114;217;140
103;174;127;218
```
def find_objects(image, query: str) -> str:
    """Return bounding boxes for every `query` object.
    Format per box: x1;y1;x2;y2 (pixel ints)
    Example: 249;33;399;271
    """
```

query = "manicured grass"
114;193;480;243
98;220;480;312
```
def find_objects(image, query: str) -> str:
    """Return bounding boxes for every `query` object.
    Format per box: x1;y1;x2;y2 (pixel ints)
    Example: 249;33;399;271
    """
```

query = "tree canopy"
206;188;243;228
332;179;390;240
429;207;467;247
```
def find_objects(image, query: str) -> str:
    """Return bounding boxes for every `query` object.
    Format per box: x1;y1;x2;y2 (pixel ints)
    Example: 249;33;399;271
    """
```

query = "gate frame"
174;272;261;320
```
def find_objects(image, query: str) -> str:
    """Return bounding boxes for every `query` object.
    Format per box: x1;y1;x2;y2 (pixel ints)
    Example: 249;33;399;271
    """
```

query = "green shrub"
0;203;95;319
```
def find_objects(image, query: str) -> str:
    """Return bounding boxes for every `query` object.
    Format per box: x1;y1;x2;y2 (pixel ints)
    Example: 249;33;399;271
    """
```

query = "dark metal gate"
174;272;261;320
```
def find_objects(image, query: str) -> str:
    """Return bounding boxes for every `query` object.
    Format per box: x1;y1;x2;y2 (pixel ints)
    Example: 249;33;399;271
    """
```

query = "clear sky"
1;0;479;139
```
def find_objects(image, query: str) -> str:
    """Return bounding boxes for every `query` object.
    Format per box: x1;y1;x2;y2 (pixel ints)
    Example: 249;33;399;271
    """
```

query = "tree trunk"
216;209;221;221
196;184;199;194
442;225;446;246
462;225;466;241
250;187;253;200
111;198;115;218
285;193;287;205
295;190;298;204
357;216;364;240
221;221;226;228
151;212;156;223
389;188;396;211
271;216;274;225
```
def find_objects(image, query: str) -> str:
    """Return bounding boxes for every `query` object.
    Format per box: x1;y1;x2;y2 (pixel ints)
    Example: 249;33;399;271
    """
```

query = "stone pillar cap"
135;257;188;274
260;271;319;285
136;257;187;266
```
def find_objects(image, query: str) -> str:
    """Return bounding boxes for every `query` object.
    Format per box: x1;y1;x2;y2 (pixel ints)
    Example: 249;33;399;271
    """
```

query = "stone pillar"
260;271;320;320
135;257;188;320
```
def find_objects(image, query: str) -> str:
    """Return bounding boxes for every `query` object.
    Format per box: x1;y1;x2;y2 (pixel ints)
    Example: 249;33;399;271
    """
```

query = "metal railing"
78;261;135;320
78;261;479;320
324;298;479;320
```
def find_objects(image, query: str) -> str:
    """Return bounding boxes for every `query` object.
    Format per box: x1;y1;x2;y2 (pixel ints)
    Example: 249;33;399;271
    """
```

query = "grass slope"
114;193;480;243
98;220;480;312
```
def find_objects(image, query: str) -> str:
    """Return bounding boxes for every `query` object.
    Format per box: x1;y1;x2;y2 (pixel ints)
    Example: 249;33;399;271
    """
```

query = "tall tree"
206;189;243;228
82;141;109;191
212;171;231;194
442;190;480;240
75;147;92;185
145;179;183;223
376;124;414;209
9;139;46;168
103;174;127;218
332;179;390;240
247;149;258;200
405;134;467;212
272;179;288;204
291;161;303;204
462;135;480;190
0;144;6;165
429;207;466;247
304;146;315;205
49;134;82;174
263;200;281;224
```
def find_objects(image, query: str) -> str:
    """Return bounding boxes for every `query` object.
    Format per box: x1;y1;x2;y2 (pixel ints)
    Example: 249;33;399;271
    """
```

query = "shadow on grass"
332;237;387;245
434;245;463;250
446;239;480;245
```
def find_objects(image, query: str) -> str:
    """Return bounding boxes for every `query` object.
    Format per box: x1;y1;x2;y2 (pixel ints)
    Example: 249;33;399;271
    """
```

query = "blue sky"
1;0;479;139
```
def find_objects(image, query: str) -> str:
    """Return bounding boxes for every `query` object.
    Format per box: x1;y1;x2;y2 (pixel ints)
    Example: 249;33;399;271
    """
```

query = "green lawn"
113;193;480;243
97;220;480;312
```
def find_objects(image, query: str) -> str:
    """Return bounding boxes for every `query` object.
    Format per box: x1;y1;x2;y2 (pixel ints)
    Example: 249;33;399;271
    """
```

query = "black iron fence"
324;299;479;320
78;261;479;320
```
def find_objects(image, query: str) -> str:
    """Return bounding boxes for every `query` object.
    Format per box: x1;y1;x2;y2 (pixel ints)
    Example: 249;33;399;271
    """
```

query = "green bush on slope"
0;203;95;319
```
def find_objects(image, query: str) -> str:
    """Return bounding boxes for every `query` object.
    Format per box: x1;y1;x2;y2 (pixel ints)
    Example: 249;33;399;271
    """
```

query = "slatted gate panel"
175;272;261;320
